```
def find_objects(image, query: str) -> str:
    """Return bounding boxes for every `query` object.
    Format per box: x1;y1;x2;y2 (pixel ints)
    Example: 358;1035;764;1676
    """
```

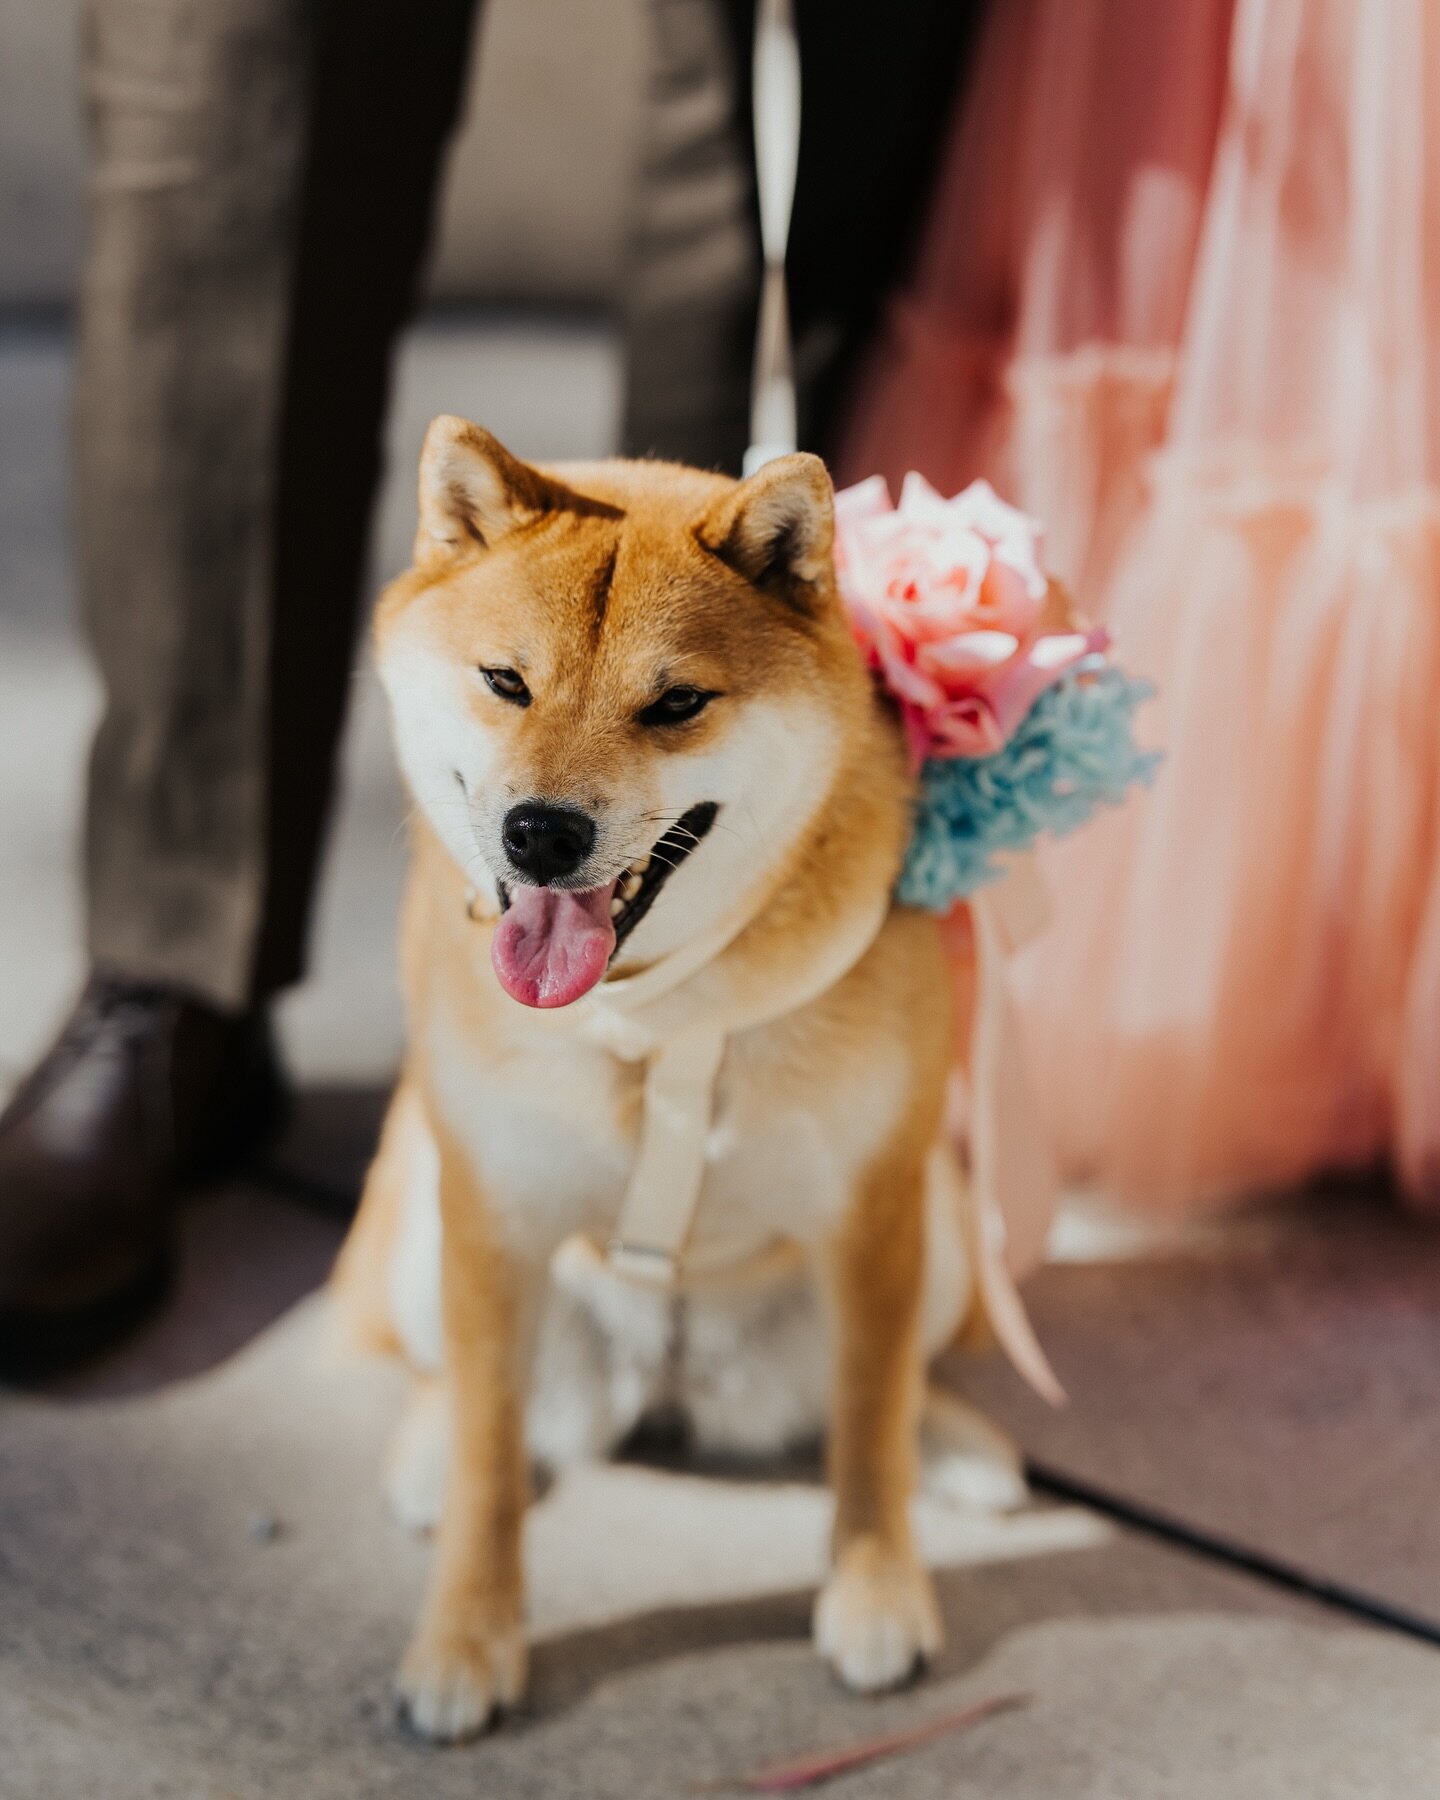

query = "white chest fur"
426;1005;636;1261
389;992;969;1463
423;993;907;1270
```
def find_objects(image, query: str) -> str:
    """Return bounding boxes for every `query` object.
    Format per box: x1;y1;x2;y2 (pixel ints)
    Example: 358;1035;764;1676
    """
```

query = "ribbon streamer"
965;859;1065;1403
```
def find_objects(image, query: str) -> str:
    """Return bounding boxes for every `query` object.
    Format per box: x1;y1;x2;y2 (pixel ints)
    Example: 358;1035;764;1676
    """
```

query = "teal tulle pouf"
897;660;1160;911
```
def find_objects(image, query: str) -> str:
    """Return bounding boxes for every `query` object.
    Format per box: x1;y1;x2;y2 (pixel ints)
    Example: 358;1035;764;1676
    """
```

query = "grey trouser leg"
619;0;759;474
78;0;481;1009
621;0;984;471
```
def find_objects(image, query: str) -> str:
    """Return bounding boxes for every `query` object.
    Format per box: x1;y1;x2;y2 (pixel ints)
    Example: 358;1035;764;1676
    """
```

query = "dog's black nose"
501;803;596;884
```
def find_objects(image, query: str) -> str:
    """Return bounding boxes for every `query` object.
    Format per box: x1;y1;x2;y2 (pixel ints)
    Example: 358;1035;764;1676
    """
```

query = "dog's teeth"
610;896;625;917
634;855;651;874
620;871;643;901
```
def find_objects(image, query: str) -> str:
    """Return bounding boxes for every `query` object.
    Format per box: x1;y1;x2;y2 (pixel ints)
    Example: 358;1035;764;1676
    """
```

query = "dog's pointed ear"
696;453;835;611
414;415;573;568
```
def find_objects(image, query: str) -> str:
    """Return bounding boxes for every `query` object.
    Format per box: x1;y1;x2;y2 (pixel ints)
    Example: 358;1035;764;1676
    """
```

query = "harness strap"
743;0;800;475
967;862;1066;1404
606;1026;728;1283
596;881;891;1284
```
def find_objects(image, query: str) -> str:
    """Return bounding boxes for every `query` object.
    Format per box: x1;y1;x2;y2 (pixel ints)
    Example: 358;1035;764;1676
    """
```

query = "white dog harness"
580;877;891;1282
568;849;1063;1405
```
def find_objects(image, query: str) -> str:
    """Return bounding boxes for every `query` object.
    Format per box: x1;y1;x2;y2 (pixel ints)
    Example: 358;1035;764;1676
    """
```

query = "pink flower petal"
901;704;932;771
917;630;1020;679
833;473;892;526
985;627;1106;736
873;622;945;709
1029;627;1109;668
833;470;1092;764
972;558;1043;637
928;694;1007;757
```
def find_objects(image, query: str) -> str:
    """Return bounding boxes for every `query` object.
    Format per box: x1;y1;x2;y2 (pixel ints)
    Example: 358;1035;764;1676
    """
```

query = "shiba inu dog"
335;418;1022;1742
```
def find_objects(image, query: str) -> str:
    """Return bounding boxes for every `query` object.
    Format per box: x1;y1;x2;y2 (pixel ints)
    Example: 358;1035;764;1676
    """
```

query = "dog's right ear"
414;415;571;569
696;453;835;614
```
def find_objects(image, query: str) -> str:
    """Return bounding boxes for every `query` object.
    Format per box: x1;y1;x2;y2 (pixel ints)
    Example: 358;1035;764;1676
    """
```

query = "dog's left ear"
697;453;835;612
414;415;584;569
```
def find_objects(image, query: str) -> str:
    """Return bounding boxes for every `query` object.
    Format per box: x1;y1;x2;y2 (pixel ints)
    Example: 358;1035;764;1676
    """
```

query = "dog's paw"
813;1538;942;1694
395;1626;526;1743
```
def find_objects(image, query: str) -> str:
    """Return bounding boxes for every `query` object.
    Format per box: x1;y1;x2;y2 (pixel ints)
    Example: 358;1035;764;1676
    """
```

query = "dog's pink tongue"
491;883;617;1008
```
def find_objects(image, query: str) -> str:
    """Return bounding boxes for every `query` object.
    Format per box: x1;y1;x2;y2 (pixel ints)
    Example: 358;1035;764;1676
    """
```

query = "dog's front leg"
814;1141;942;1693
395;1124;541;1742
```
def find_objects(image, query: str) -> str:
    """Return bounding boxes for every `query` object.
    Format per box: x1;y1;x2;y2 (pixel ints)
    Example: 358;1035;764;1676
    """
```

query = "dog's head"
376;418;871;1009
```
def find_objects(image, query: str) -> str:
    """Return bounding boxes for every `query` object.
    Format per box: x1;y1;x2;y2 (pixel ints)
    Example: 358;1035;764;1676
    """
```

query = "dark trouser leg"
787;0;985;459
79;0;482;1011
621;0;983;471
619;0;760;474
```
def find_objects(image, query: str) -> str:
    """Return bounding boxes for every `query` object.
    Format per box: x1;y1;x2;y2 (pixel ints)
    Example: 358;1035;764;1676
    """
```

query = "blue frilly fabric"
897;660;1160;911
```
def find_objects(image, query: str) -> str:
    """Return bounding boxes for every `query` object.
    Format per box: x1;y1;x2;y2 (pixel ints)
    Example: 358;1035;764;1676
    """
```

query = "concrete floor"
3;314;1439;1797
12;1292;1440;1800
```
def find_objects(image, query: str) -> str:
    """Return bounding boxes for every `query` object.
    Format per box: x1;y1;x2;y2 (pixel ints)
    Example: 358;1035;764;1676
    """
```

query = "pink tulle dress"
840;0;1440;1215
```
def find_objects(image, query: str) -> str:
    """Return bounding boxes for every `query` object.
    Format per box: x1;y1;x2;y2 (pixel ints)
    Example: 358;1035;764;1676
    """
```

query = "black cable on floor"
1027;1461;1440;1651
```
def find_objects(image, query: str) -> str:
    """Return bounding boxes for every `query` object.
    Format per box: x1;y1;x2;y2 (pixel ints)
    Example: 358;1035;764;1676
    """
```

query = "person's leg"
248;0;485;997
0;0;481;1362
76;0;310;1006
787;0;986;460
81;0;483;1006
621;0;984;473
619;0;759;474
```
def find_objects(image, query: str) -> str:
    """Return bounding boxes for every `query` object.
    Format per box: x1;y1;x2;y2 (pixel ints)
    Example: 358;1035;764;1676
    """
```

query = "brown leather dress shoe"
0;974;288;1373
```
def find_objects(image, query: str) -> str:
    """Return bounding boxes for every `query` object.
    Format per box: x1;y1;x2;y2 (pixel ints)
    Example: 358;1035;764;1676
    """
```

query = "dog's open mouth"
492;802;718;1009
603;800;719;957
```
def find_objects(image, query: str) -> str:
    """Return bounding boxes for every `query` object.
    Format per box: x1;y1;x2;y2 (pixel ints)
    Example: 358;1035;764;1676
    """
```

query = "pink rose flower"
833;472;1107;764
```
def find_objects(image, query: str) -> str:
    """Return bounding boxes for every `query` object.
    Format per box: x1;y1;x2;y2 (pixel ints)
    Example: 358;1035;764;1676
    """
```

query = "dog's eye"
639;686;714;726
481;666;531;706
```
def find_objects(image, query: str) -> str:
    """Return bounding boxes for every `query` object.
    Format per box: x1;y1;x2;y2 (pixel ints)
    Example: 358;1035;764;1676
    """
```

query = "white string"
743;0;801;474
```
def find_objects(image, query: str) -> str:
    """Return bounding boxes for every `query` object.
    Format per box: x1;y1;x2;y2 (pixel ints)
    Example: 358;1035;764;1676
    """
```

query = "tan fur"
396;1112;530;1731
339;420;983;1739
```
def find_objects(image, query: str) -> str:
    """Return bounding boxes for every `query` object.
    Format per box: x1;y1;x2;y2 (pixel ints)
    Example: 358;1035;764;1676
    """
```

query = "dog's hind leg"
387;1279;624;1535
527;1236;654;1470
384;1373;448;1534
919;1384;1028;1513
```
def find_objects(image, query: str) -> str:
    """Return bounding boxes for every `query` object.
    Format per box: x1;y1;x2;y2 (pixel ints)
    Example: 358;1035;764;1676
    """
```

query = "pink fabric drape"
841;0;1440;1213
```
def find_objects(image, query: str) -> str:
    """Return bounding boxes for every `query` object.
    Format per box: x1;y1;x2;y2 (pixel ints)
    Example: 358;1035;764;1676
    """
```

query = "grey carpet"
5;1294;1438;1799
959;1187;1440;1632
